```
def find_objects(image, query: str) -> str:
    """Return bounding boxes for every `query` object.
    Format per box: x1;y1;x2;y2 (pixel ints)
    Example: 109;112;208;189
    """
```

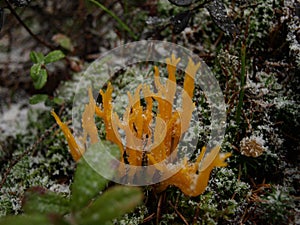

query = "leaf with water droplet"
168;0;193;6
171;10;192;34
206;0;238;36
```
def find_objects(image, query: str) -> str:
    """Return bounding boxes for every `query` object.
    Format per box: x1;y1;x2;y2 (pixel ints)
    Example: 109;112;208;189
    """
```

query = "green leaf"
0;215;52;225
30;63;42;80
53;97;65;105
22;186;70;215
29;94;48;104
77;186;143;225
44;50;65;64
168;0;193;6
206;0;239;36
52;34;74;52
33;68;47;89
70;141;120;211
30;51;44;63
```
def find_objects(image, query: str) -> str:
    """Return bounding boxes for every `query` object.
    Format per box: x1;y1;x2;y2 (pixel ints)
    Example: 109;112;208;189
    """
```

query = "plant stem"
236;43;246;125
4;0;55;50
89;0;138;40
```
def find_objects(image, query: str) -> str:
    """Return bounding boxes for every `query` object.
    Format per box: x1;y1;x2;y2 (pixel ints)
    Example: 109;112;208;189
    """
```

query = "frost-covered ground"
0;0;299;224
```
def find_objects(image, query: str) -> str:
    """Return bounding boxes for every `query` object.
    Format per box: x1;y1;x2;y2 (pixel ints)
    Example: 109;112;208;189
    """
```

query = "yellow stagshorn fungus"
52;54;231;196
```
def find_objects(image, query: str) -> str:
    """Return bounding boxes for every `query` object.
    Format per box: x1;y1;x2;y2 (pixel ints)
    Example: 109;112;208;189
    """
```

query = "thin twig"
4;0;55;50
156;193;163;225
168;200;189;225
142;213;156;223
192;204;200;225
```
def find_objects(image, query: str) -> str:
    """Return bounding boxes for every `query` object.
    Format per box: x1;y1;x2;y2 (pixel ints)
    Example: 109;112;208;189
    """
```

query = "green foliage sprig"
30;50;65;90
29;50;66;105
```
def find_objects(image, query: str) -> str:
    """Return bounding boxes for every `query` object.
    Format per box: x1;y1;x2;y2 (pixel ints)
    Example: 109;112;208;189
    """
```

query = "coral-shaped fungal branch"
52;54;231;196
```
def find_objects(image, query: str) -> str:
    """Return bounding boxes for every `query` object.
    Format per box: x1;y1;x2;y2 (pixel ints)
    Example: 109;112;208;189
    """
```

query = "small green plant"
0;141;143;225
30;50;65;90
29;50;65;105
